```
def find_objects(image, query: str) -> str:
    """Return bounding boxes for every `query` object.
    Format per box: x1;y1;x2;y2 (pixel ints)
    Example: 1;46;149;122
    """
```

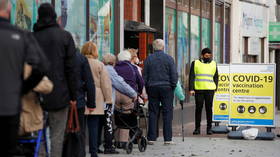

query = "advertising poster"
165;7;176;59
90;0;113;58
213;64;230;122
229;64;275;127
14;0;33;30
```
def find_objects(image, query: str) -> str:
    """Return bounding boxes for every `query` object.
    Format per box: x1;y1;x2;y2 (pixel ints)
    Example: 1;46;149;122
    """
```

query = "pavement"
85;102;280;157
91;137;280;157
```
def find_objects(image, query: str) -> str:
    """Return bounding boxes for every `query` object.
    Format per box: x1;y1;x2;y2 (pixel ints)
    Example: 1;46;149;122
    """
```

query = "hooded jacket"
33;4;77;110
0;17;48;116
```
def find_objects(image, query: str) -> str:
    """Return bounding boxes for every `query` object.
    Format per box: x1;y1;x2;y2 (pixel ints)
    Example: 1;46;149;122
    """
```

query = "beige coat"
85;58;112;115
19;65;53;135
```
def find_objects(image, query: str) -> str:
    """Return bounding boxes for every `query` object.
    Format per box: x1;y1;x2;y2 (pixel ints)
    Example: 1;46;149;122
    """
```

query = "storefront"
10;0;115;59
163;0;231;87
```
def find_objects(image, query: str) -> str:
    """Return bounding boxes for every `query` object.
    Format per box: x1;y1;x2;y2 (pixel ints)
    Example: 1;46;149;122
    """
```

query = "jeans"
87;115;102;154
0;114;19;157
194;90;215;129
147;86;174;142
48;107;69;157
77;107;86;157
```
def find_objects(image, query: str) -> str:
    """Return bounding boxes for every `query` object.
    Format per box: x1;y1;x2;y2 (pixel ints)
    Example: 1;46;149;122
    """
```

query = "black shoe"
104;148;119;154
97;149;104;154
91;153;99;157
207;129;213;135
193;129;200;135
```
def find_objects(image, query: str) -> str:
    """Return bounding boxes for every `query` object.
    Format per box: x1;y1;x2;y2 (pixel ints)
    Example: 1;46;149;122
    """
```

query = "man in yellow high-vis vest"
189;48;218;135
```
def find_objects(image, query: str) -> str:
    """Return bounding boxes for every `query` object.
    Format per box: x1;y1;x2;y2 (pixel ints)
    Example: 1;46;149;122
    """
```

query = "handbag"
66;101;80;133
62;101;82;157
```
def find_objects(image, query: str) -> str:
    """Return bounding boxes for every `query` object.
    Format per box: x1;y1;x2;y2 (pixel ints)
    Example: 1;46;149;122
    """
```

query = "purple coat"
114;61;144;94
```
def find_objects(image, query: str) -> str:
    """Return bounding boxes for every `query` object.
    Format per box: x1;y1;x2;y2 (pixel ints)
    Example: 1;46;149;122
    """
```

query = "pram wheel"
138;136;147;152
126;142;133;154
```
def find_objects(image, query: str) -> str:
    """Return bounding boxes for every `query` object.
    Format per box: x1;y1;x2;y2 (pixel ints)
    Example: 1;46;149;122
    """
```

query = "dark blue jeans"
87;115;102;155
147;86;174;142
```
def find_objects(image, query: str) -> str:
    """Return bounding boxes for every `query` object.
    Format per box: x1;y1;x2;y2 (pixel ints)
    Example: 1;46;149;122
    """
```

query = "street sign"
228;64;275;127
213;64;230;122
269;22;280;42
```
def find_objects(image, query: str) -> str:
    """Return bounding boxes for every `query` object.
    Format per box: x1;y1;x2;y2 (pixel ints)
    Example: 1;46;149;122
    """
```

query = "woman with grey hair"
113;50;145;147
102;53;137;105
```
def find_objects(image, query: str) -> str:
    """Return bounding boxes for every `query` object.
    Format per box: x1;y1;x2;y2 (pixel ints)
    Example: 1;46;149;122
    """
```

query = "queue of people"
0;1;219;157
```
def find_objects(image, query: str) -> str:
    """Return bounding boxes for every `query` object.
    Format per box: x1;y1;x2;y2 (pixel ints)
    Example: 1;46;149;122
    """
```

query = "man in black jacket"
189;48;218;135
0;0;48;156
33;3;78;157
144;39;178;145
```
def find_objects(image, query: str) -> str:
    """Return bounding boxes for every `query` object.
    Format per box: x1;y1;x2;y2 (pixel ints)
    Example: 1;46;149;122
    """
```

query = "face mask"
203;57;212;63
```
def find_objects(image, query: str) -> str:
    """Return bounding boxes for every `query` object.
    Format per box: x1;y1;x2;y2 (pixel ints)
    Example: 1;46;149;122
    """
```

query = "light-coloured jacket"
19;64;53;135
106;65;137;99
85;58;112;115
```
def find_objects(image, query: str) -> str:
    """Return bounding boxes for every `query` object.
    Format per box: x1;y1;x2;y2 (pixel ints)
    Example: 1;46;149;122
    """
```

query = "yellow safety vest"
194;60;217;90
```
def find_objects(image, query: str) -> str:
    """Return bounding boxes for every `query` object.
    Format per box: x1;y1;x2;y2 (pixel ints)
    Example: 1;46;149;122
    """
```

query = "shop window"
215;4;222;22
190;15;200;62
165;8;177;59
261;38;265;63
243;37;249;62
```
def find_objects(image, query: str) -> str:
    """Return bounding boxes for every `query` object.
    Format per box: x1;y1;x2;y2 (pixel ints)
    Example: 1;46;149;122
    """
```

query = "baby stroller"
114;96;148;154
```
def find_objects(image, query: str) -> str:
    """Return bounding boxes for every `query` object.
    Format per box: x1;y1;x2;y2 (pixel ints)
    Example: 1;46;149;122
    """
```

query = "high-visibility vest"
194;60;217;90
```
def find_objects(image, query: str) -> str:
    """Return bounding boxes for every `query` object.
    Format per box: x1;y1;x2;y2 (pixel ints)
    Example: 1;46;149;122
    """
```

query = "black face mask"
203;57;212;63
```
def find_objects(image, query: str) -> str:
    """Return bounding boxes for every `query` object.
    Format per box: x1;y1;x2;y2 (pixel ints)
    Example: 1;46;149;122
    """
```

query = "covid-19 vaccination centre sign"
213;65;230;121
213;64;276;127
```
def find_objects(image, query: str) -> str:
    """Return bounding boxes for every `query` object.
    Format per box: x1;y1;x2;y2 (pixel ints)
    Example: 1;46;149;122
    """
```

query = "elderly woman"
102;53;137;102
81;42;114;157
128;49;148;103
113;50;144;147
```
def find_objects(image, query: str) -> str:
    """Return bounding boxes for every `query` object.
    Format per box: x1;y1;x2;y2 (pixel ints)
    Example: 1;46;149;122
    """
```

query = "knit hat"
38;3;57;20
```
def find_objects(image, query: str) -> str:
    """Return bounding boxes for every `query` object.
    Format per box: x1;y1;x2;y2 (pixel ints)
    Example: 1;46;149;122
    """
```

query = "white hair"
0;0;8;10
153;39;165;51
118;50;131;61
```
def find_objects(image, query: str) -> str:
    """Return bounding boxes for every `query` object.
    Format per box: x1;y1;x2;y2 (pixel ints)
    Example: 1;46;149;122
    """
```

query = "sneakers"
147;140;155;145
104;148;119;154
91;153;98;157
193;128;200;135
164;141;175;145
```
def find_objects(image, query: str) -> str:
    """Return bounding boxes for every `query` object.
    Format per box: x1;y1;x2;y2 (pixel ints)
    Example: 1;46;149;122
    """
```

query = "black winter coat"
33;21;77;111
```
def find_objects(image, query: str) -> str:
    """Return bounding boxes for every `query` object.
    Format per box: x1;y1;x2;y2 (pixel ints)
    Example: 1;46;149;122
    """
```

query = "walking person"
143;39;178;145
33;3;78;157
0;0;48;156
188;48;218;135
81;42;113;157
